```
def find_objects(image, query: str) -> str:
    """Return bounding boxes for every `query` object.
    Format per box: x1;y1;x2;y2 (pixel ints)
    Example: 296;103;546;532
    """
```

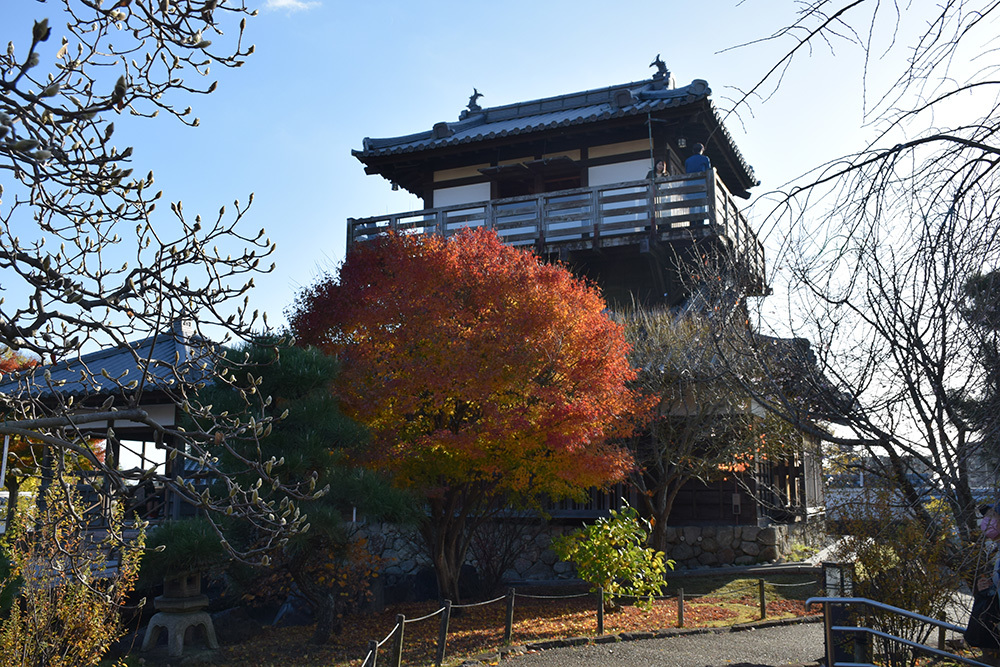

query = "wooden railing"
346;170;766;291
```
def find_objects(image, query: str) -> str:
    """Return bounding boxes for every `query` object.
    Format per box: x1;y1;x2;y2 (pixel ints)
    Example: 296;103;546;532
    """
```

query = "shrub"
0;484;143;667
553;502;673;609
834;491;961;667
234;531;384;643
469;515;549;598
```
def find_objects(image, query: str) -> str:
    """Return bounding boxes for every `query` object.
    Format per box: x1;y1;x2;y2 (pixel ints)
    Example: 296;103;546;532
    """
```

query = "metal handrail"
806;596;988;667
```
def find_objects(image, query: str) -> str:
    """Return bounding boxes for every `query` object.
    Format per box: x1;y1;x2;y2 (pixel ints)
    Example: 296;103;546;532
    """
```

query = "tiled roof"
354;77;757;187
0;320;213;400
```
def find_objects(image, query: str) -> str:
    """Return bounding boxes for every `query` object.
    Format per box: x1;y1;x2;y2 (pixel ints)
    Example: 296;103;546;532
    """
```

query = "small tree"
833;493;961;667
289;228;643;602
621;308;800;550
0;484;144;667
468;511;549;598
552;502;672;610
712;0;1000;570
2;0;313;568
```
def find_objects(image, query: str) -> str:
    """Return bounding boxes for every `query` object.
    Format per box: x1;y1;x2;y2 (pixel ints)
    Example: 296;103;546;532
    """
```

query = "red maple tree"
289;228;644;601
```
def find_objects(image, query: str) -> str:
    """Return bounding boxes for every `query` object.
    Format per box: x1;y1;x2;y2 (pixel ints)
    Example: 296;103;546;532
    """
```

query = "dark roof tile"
0;320;214;400
354;77;757;189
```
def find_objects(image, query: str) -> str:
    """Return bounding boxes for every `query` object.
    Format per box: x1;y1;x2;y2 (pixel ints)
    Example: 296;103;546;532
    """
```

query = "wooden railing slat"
346;174;765;292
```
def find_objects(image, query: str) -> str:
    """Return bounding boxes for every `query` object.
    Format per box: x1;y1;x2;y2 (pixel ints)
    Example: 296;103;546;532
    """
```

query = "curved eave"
354;77;759;196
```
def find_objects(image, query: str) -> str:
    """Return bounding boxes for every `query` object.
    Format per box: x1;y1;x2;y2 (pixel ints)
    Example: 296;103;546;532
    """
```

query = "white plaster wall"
587;159;649;187
432;182;490;208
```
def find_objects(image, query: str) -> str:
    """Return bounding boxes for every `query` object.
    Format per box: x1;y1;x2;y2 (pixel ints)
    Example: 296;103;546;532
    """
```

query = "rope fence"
360;621;401;667
358;574;822;666
452;594;506;608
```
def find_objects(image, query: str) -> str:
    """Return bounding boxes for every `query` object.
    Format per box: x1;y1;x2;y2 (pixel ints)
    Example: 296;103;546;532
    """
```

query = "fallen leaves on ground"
213;589;820;667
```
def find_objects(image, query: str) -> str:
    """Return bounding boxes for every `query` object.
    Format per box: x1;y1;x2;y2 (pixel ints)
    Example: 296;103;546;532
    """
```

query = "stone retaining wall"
366;517;826;601
657;521;826;569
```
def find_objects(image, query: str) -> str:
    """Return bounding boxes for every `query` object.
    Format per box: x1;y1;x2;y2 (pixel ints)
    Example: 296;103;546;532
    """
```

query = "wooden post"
535;197;545;249
758;579;766;620
435;600;451;667
592;189;602;244
677;588;684;628
503;588;515;645
391;614;404;667
938;612;946;650
705;168;717;228
647;179;657;237
436;210;446;238
597;587;605;636
366;639;378;667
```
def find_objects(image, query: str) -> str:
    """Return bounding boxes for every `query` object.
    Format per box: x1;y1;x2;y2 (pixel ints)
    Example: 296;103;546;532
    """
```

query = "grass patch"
666;573;820;600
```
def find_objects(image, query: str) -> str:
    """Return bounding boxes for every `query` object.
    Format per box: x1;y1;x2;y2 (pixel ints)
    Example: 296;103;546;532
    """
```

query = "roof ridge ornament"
467;88;483;113
650;54;669;81
650;54;674;90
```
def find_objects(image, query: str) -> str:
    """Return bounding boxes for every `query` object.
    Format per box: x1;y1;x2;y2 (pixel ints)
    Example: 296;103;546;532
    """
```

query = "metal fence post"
435;600;451;667
758;579;766;620
677;588;685;628
823;601;835;667
503;587;515;645
597;587;605;636
391;614;404;667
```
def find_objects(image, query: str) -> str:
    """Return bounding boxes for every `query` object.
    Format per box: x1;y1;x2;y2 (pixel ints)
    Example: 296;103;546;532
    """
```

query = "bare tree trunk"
420;494;471;604
311;593;342;644
647;481;685;553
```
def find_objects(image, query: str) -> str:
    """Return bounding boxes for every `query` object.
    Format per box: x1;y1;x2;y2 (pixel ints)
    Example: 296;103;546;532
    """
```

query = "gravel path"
491;619;824;667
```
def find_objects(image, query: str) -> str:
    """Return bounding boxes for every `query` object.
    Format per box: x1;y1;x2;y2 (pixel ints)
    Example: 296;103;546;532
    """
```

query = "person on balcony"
683;143;712;223
685;143;711;173
647;159;668;179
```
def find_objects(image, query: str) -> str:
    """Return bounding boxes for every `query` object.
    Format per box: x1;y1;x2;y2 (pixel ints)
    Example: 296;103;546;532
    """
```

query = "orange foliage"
0;349;105;489
0;347;36;375
290;228;642;498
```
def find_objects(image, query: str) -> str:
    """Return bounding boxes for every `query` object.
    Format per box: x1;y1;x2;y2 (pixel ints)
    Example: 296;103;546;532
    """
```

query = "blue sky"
8;1;901;330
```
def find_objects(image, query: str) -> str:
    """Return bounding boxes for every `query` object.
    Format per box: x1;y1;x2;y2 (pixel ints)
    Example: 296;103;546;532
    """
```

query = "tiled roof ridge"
469;77;670;120
357;77;712;155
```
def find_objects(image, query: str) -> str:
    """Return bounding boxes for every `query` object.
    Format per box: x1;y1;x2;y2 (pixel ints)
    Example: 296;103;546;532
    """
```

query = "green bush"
553;502;673;609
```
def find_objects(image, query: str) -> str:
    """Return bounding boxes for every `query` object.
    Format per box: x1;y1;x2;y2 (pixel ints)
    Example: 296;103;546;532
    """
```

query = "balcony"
347;170;766;295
